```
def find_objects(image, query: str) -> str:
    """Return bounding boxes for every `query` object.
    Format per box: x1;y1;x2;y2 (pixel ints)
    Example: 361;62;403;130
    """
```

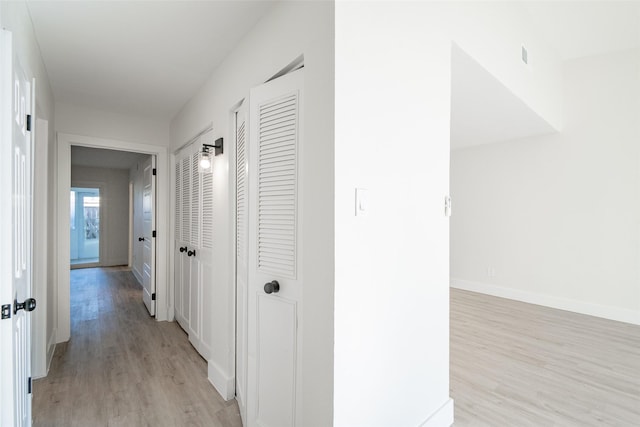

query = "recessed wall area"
450;3;640;325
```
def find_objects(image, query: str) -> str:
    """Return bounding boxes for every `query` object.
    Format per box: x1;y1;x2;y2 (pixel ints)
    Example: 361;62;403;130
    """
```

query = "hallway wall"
170;1;334;423
71;166;130;267
55;102;170;147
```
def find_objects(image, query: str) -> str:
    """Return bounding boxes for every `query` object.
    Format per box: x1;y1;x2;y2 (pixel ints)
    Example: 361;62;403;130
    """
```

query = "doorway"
56;133;170;344
70;187;101;266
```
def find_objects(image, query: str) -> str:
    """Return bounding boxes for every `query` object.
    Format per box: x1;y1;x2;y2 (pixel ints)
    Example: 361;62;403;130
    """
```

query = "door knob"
138;237;144;242
264;280;280;294
188;250;196;257
14;298;36;315
179;246;188;253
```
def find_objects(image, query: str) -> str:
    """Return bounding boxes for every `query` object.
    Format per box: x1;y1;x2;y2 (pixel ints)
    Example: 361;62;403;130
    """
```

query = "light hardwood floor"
33;267;242;427
451;288;640;426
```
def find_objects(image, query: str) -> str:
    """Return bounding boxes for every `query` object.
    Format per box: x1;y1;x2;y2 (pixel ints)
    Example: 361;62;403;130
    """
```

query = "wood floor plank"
33;267;241;427
451;288;640;426
34;268;640;426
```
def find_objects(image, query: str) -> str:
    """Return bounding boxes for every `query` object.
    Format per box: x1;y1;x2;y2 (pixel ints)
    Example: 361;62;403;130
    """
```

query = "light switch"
355;188;368;217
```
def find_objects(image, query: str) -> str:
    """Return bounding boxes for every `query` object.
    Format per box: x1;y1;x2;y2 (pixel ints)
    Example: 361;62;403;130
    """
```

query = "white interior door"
132;165;144;281
0;28;35;427
234;101;249;423
142;156;156;316
174;158;184;326
173;138;214;359
188;148;201;344
175;151;192;329
247;69;304;427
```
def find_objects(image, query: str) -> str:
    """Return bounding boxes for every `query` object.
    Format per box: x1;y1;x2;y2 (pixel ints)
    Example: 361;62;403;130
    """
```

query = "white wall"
451;48;640;325
56;101;170;147
71;165;130;267
1;0;57;378
335;2;453;426
170;1;334;423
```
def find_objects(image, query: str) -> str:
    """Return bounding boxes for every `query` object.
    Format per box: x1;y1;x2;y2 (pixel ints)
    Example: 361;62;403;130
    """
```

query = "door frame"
55;133;170;343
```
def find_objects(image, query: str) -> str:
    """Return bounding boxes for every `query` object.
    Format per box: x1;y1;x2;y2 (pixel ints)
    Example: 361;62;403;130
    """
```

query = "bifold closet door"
247;68;304;427
173;134;215;360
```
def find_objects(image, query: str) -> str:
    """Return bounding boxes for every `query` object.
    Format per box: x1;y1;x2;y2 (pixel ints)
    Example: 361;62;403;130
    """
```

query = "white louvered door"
173;133;214;360
174;149;191;330
174;159;183;326
234;101;249;424
247;68;304;427
192;130;215;359
188;148;201;344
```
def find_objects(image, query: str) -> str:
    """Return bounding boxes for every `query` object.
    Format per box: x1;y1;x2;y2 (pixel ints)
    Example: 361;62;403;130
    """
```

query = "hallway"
33;268;241;427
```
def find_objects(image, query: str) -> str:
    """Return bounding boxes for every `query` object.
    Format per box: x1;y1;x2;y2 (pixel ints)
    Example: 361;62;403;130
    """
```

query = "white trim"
56;133;171;344
32;116;49;380
208;358;235;401
33;328;57;380
450;278;640;326
46;327;56;374
418;398;454;427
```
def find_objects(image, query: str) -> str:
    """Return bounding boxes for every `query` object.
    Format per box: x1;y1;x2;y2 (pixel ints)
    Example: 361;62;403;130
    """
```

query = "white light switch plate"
355;188;368;217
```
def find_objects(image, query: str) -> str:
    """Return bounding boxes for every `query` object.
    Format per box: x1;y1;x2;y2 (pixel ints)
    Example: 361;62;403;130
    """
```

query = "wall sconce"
199;138;223;172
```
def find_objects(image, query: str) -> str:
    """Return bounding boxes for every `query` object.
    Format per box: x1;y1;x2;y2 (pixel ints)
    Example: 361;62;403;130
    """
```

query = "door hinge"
28;377;32;394
444;195;452;217
26;114;32;131
1;304;11;319
152;168;156;176
151;293;156;301
152;230;156;238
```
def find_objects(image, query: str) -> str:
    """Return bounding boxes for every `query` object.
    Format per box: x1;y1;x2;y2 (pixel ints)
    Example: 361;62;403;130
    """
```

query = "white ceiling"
524;1;640;61
450;44;556;150
451;1;640;150
25;1;640;150
71;146;148;170
27;1;276;120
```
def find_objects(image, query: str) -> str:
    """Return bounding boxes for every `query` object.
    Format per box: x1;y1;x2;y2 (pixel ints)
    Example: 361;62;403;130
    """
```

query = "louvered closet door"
174;159;183;325
247;68;304;427
235;101;249;423
190;130;215;360
174;149;192;330
188;148;201;344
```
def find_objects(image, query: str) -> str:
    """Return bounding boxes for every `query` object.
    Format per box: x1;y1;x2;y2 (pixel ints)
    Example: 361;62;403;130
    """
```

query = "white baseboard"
208;359;235;401
46;328;57;374
451;278;640;326
418;398;454;427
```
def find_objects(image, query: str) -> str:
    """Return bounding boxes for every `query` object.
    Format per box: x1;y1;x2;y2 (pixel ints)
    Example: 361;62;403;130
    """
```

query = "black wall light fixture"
200;138;223;171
